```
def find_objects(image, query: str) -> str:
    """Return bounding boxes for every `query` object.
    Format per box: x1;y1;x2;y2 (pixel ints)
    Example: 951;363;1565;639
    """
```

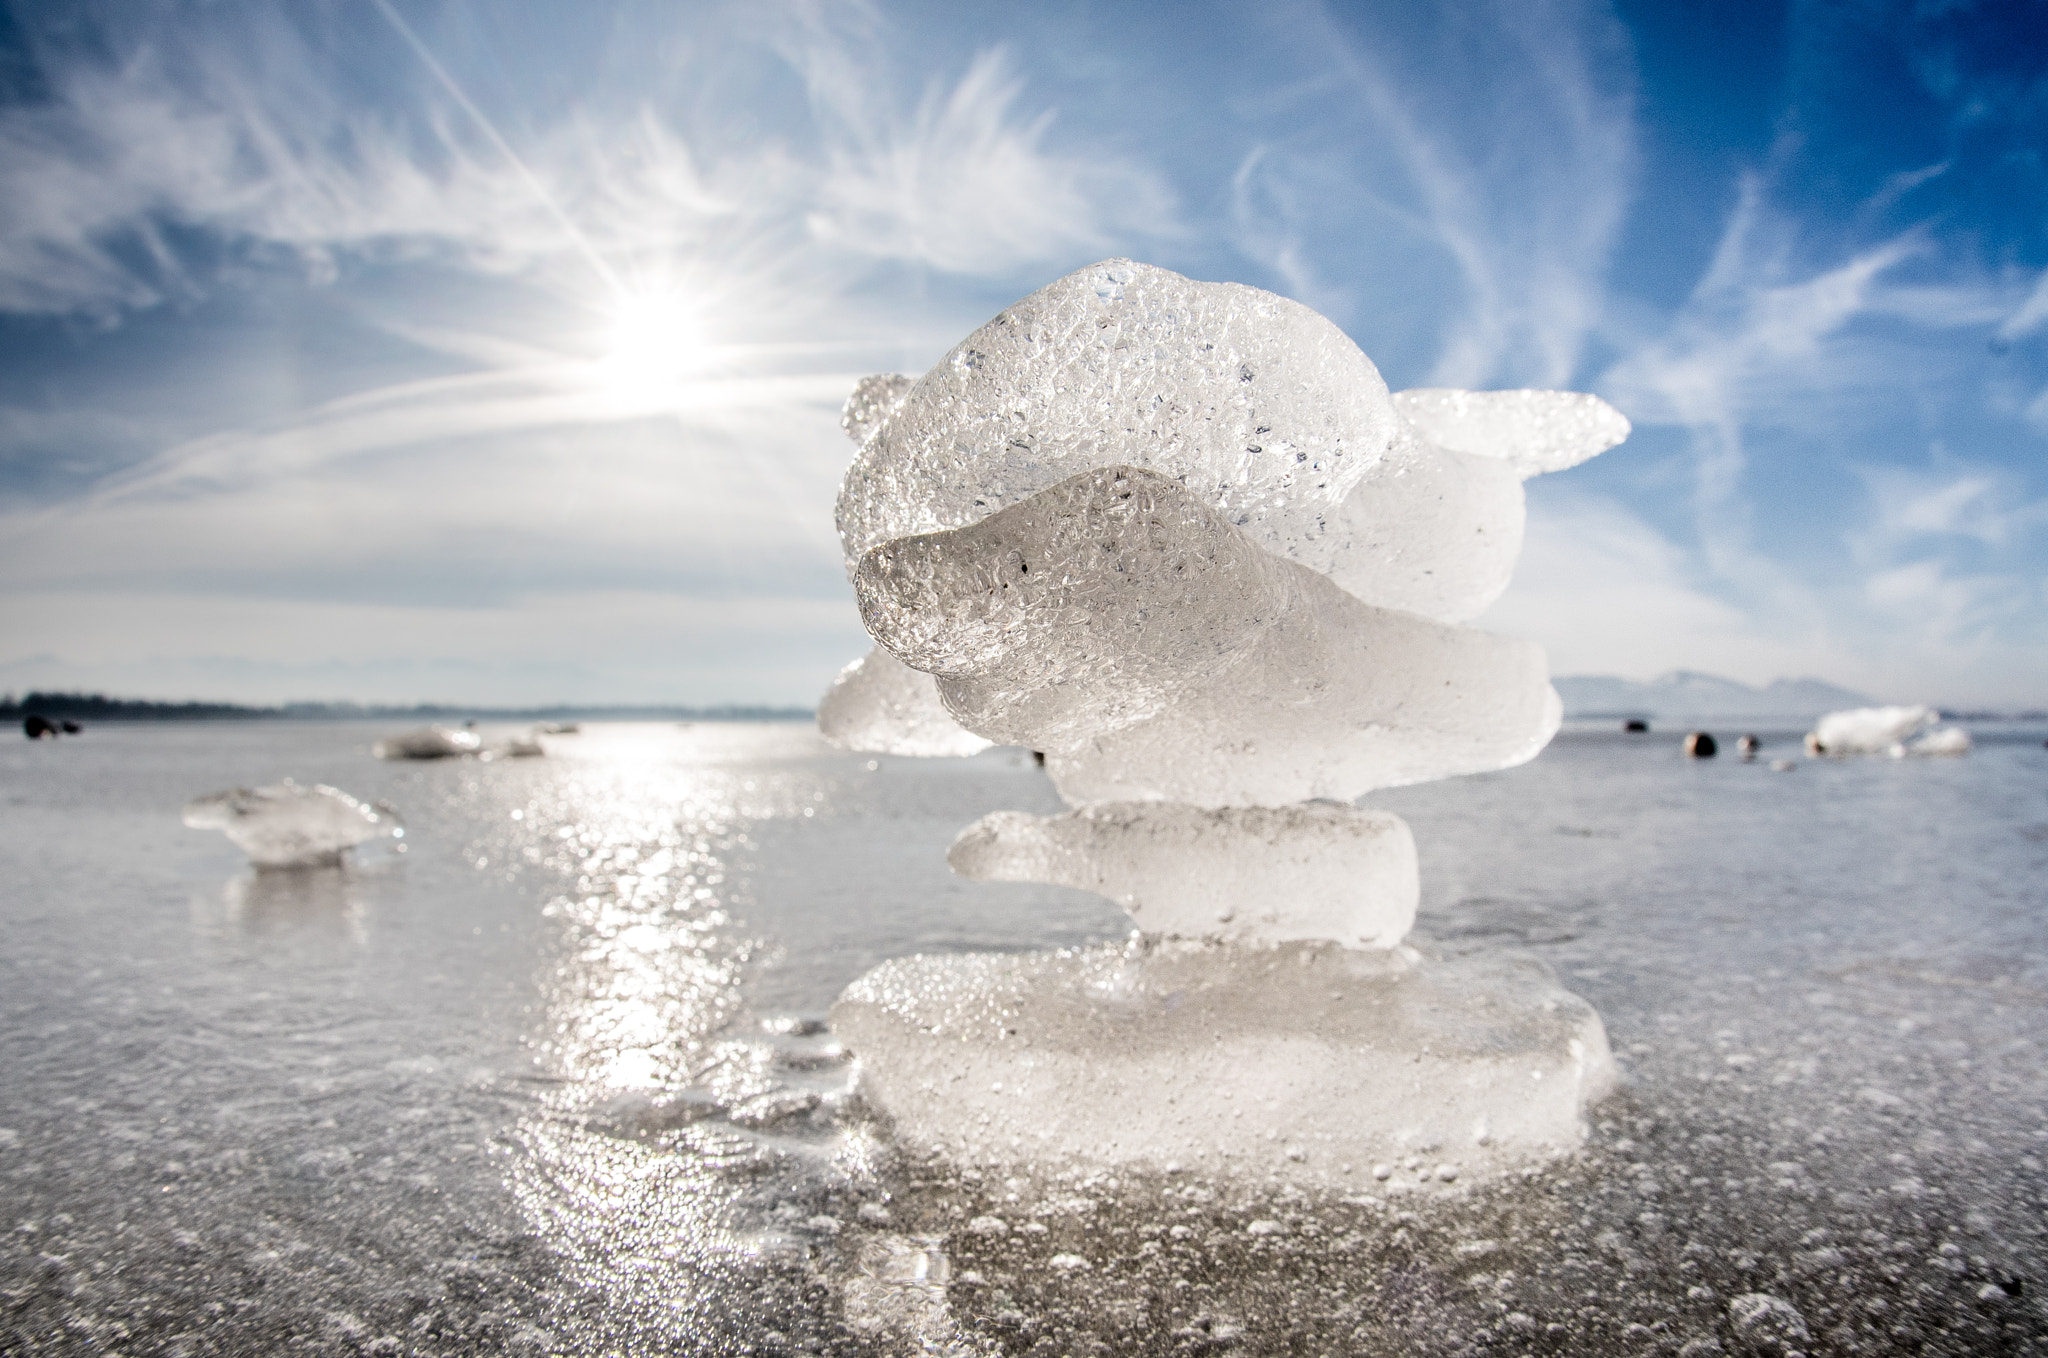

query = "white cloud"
806;47;1172;273
1263;0;1637;388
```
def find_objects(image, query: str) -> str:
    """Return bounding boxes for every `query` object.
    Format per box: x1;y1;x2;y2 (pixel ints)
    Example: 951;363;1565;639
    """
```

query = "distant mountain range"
1553;672;1876;722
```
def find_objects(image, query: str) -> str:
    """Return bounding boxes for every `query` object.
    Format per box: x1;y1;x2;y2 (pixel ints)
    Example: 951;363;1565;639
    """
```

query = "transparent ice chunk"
948;802;1417;948
1392;388;1629;479
855;465;1560;803
182;780;403;868
818;646;992;758
1321;424;1527;621
831;939;1617;1188
835;259;1399;577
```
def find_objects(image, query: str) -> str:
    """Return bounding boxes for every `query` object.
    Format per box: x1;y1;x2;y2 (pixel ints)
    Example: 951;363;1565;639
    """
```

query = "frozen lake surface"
2;720;2045;1356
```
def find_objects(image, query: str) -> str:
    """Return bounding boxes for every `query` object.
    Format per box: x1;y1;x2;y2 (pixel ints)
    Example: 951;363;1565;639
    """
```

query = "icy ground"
2;721;2046;1355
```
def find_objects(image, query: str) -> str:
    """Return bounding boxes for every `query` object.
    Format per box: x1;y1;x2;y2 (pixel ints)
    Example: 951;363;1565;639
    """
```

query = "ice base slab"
831;940;1617;1188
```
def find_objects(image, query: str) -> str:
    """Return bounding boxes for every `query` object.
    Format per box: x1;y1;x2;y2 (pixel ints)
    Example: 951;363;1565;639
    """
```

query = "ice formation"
182;780;403;868
834;941;1615;1188
949;803;1417;948
818;647;990;758
1805;705;1969;758
373;726;482;760
822;258;1629;1184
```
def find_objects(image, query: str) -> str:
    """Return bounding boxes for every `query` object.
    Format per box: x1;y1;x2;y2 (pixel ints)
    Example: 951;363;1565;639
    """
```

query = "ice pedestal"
832;940;1616;1189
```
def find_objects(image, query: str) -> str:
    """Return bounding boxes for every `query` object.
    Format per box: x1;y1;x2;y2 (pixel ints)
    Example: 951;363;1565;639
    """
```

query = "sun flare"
594;289;709;405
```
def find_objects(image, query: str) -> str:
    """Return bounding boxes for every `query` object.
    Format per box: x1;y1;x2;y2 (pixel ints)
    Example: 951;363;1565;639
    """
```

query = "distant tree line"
0;691;813;722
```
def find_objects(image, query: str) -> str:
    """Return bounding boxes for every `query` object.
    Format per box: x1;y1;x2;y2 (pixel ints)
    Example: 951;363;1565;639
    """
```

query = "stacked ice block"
822;260;1627;1185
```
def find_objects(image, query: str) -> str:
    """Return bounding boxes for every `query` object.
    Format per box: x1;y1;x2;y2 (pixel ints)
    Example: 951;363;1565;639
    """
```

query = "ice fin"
1393;388;1629;479
949;802;1418;948
183;781;403;868
818;646;993;758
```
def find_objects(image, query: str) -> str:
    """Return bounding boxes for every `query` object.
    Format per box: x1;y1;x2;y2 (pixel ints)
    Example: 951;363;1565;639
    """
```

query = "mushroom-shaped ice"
183;781;403;868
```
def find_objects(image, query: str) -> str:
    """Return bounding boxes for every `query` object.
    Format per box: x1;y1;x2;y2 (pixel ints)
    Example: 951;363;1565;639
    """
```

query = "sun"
593;289;708;406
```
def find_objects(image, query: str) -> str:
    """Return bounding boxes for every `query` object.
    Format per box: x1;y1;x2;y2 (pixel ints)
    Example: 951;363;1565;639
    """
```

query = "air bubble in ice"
182;781;403;868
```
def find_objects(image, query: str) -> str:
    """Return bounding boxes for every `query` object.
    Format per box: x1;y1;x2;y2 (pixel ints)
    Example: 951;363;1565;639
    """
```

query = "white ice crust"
835;260;1399;577
949;803;1418;949
182;780;402;868
832;940;1617;1188
1807;705;1969;758
818;646;992;758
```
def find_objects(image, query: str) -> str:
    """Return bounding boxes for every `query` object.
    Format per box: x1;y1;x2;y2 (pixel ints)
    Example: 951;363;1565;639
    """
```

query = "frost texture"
949;803;1417;948
182;781;402;868
831;940;1617;1187
818;646;992;758
835;259;1399;577
855;465;1560;804
840;373;915;447
1806;705;1968;758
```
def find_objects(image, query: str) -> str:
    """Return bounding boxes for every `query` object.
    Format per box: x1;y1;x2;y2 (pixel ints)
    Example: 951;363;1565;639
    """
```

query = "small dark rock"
1623;719;1650;733
23;715;57;740
1683;731;1717;758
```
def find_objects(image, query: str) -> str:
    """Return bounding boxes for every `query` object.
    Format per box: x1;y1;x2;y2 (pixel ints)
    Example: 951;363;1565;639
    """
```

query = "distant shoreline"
0;692;814;723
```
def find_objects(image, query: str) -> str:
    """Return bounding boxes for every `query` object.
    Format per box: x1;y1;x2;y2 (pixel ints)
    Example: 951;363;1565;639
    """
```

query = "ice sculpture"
1805;705;1970;758
183;780;403;868
822;259;1628;1186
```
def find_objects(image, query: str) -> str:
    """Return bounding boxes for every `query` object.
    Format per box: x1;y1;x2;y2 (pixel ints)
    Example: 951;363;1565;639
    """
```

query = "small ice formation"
373;726;546;761
818;647;990;757
373;726;482;760
182;780;403;868
949;803;1417;949
1805;705;1970;759
821;259;1629;1186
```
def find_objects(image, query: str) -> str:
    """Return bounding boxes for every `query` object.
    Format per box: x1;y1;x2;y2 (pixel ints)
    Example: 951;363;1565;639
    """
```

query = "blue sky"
0;0;2044;707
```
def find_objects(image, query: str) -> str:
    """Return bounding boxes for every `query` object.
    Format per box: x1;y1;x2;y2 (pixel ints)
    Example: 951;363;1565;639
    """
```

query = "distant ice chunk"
949;803;1417;948
1391;388;1629;480
1902;726;1971;758
818;647;992;758
855;465;1559;803
183;781;403;868
831;940;1616;1188
835;259;1399;576
373;726;482;760
1805;705;1965;758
